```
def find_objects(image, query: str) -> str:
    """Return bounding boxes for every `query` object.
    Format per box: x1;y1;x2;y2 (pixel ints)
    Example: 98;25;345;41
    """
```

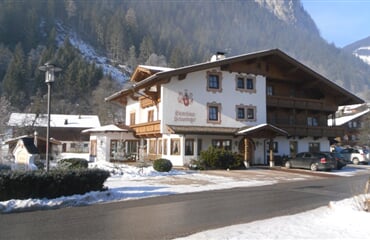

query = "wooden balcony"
140;96;160;108
267;96;337;112
276;124;344;138
130;120;161;137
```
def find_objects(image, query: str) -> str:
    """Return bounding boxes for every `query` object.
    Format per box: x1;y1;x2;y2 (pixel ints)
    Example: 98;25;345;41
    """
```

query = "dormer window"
207;70;222;93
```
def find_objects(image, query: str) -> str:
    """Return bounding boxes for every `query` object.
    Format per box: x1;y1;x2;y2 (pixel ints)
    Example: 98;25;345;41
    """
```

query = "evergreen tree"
1;43;27;108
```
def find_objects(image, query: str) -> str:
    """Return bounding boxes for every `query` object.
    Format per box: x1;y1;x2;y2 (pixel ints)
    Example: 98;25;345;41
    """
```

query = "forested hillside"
1;0;370;128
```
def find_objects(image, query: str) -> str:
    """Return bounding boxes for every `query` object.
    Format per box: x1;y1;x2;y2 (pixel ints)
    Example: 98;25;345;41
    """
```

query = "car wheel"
310;163;318;171
352;158;359;165
285;161;291;169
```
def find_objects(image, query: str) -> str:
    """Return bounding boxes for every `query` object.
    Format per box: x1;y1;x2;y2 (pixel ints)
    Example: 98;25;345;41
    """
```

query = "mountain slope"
343;36;370;65
1;0;370;119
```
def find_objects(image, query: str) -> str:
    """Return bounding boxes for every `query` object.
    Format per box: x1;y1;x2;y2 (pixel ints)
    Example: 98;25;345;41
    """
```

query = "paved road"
0;172;369;240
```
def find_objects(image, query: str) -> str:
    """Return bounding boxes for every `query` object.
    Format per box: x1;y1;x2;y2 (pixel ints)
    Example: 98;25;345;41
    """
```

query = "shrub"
34;159;45;170
58;158;88;169
153;158;173;172
0;168;110;201
199;146;243;170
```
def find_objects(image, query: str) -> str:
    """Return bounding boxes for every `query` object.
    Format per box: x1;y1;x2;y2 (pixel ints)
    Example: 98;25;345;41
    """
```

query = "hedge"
0;169;110;201
58;158;89;169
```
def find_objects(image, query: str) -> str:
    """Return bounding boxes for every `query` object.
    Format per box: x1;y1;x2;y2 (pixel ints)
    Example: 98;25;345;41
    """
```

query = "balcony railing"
140;96;160;108
130;120;161;137
274;124;344;137
267;95;337;112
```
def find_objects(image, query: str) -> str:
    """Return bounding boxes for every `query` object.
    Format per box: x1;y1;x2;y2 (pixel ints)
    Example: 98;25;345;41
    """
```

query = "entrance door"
239;138;254;164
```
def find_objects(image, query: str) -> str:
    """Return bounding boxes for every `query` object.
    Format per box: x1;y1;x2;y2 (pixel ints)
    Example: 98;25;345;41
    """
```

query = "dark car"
284;152;336;171
323;151;346;170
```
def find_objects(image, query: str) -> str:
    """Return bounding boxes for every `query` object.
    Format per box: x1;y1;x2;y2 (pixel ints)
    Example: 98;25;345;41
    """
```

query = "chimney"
64;119;68;125
210;51;226;62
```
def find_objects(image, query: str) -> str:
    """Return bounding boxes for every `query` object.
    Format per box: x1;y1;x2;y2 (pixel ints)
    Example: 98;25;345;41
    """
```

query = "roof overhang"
105;48;364;106
167;125;239;135
82;124;132;134
236;124;289;138
166;124;288;138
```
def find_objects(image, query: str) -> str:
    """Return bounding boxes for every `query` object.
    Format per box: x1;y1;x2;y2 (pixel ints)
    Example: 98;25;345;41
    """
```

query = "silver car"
339;148;369;165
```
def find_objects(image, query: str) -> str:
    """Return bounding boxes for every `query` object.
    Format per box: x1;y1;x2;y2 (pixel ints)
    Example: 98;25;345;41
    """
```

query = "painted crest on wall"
178;89;193;106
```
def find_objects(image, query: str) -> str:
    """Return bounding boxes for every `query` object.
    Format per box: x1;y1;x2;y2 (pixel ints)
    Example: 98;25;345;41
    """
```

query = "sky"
301;0;370;47
1;161;370;239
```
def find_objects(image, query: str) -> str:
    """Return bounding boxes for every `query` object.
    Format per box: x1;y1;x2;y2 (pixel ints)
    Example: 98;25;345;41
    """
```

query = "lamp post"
38;63;61;171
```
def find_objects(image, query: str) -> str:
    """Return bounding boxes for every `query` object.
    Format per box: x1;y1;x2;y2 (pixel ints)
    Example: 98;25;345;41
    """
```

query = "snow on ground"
1;161;370;239
176;196;370;240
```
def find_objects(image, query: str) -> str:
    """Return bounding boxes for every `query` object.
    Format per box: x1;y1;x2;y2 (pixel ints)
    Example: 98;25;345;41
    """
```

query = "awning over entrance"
236;123;288;138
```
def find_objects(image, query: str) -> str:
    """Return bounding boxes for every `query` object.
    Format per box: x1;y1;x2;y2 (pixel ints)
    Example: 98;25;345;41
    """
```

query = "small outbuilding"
82;124;139;163
12;137;39;170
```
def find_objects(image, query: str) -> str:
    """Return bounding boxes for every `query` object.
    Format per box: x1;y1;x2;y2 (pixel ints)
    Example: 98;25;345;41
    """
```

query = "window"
148;110;154;122
207;102;221;123
235;105;256;121
126;140;138;154
247;108;254;120
307;117;318;126
130;112;136;125
171;138;180;155
207;70;222;92
212;139;232;151
185;139;194;155
237;77;245;89
267;86;274;96
237;107;245;119
235;74;256;93
208;75;219;89
246;78;254;89
110;140;125;160
309;142;320;152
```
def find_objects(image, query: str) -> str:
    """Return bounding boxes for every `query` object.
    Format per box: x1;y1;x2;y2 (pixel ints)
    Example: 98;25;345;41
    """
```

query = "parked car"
322;151;346;170
284;152;336;171
339;148;369;165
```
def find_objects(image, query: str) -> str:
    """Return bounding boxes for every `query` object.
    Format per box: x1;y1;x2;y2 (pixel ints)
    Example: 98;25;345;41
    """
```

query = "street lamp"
38;62;61;171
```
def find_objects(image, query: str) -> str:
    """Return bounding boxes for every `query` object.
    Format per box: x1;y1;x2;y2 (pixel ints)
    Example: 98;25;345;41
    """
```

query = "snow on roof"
82;124;130;134
8;113;101;129
328;108;370;126
237;123;288;136
138;65;174;72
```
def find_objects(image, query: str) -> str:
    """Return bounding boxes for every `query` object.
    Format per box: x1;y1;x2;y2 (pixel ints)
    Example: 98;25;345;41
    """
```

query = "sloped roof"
236;124;288;138
20;137;39;154
82;124;132;134
8;113;101;129
328;107;370;126
4;135;62;145
105;48;364;106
